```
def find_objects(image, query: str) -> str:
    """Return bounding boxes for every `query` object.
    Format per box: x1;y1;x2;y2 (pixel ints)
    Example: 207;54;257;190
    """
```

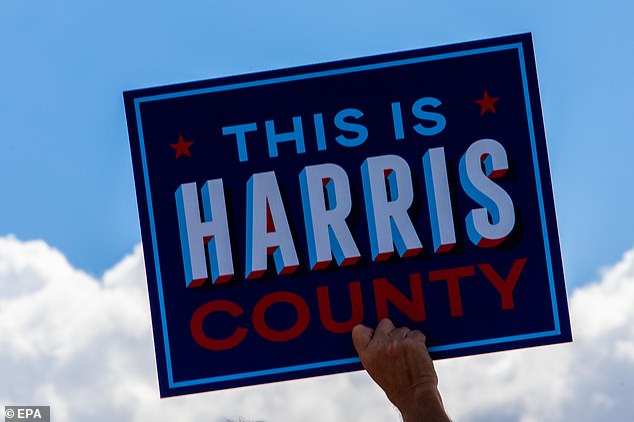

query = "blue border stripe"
171;327;559;388
136;45;518;104
517;44;562;335
134;41;563;390
172;357;361;388
134;98;175;385
428;330;559;352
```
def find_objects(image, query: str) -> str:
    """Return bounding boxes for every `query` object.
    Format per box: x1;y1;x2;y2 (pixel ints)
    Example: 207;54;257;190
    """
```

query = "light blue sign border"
133;41;561;390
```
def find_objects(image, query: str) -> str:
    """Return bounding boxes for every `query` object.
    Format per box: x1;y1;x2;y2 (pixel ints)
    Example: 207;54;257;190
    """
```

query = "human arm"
352;319;451;422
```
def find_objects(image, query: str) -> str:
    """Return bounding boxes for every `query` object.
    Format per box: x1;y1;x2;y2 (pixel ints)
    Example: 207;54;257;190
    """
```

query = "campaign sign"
124;33;571;397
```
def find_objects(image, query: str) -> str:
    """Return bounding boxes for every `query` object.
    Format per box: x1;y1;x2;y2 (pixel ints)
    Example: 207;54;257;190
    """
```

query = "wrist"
395;386;450;422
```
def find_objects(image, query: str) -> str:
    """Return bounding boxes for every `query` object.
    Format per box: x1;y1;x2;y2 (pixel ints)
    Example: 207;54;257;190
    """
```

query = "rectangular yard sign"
124;33;572;397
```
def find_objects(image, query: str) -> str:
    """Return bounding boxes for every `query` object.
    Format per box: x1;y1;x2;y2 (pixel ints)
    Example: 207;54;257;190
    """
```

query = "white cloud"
436;248;634;422
0;235;633;421
0;235;396;422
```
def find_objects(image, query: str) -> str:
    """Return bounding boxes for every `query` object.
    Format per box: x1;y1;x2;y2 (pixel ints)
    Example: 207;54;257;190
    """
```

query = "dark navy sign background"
124;33;571;397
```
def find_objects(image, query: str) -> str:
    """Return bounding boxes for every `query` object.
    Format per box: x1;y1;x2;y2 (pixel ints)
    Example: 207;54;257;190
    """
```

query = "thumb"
352;324;373;354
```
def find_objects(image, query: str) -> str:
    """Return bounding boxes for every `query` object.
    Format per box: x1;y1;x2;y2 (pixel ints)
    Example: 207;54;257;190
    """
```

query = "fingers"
353;319;428;351
375;318;396;337
353;319;397;353
407;329;427;343
352;324;373;353
390;327;411;339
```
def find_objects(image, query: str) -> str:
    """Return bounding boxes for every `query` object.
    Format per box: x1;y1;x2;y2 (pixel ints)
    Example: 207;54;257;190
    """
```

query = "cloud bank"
0;235;633;421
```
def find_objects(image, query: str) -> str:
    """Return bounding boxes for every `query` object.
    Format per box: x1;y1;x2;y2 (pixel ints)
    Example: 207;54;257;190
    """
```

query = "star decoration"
169;134;194;159
474;90;500;116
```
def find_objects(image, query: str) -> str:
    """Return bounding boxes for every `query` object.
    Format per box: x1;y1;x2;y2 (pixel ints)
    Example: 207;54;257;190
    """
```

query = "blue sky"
1;0;632;289
2;1;632;289
1;2;634;421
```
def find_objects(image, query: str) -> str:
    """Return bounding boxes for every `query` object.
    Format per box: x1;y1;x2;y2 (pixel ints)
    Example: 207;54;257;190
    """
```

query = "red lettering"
373;273;426;322
478;258;527;310
190;300;248;350
429;266;475;317
252;291;310;342
189;258;526;351
317;281;364;333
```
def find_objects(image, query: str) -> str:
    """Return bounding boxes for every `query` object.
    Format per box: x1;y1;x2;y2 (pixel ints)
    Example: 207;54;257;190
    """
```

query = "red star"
169;134;194;159
474;90;500;116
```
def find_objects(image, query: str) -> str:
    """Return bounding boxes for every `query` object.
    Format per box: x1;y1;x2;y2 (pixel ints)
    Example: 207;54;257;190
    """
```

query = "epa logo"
4;406;49;422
